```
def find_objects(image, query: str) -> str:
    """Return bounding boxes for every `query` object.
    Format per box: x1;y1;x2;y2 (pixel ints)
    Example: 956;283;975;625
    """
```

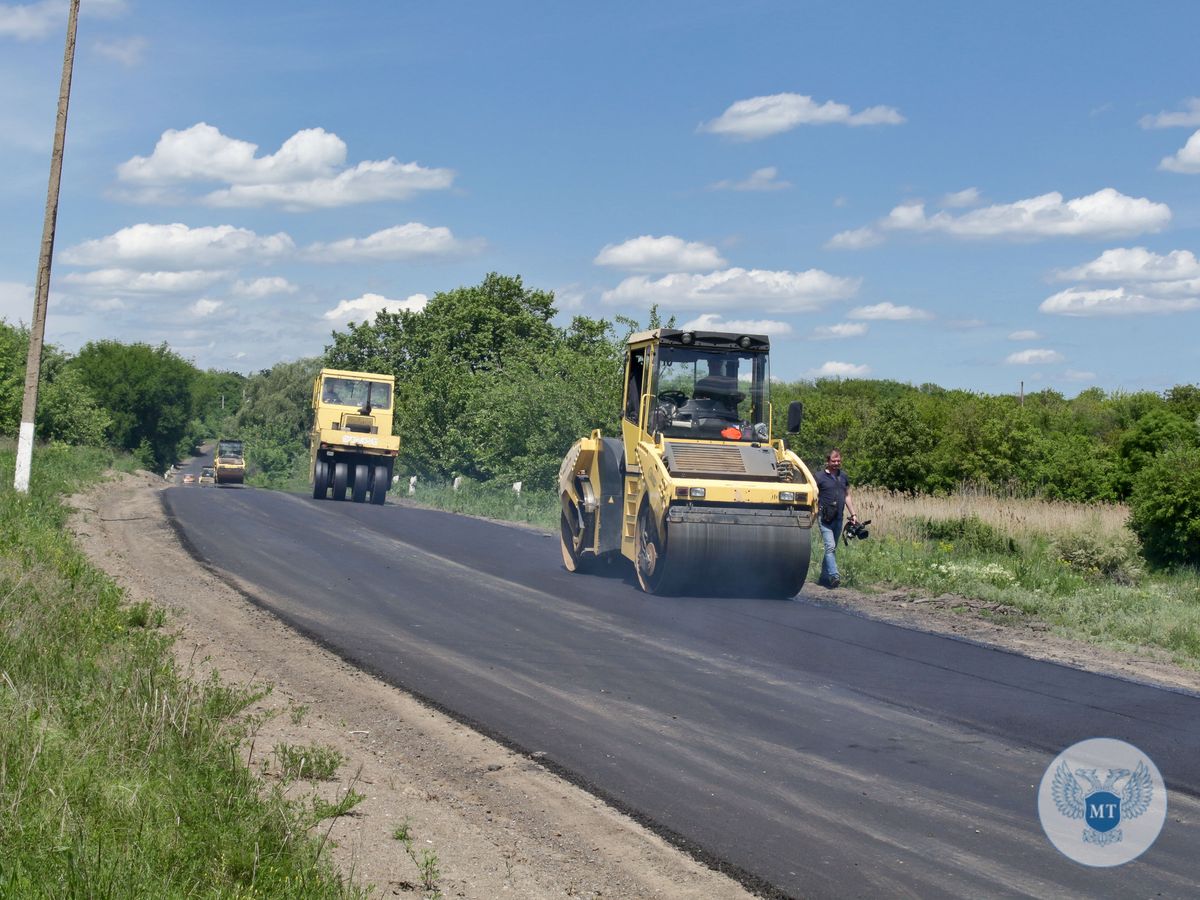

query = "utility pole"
14;0;79;493
1019;380;1025;407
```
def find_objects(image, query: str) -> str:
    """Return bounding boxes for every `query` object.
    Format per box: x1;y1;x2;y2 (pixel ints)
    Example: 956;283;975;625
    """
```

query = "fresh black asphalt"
163;478;1200;899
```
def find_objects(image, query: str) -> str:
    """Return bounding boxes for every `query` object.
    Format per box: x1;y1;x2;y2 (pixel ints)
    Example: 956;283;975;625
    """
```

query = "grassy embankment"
0;443;366;897
841;487;1200;665
404;479;1200;668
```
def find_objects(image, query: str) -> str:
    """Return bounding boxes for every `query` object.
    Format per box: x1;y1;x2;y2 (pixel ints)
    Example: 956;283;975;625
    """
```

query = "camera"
843;518;871;542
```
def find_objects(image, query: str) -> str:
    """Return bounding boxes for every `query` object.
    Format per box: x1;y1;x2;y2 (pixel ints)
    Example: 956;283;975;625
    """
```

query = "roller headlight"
688;487;706;499
778;490;796;503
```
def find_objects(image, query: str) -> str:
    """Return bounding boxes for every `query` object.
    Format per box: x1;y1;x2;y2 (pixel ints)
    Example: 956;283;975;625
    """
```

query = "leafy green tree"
1129;444;1200;569
1025;432;1119;502
232;358;321;483
1165;384;1200;432
325;274;620;488
0;320;30;431
465;332;622;488
35;366;112;445
0;320;110;445
856;396;938;493
70;341;197;471
1115;408;1197;497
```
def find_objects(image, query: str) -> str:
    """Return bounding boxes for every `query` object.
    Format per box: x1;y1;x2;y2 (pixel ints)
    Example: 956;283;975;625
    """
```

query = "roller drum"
641;503;810;598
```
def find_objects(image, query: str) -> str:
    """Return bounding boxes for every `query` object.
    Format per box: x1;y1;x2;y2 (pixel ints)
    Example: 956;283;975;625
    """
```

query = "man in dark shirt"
814;449;857;588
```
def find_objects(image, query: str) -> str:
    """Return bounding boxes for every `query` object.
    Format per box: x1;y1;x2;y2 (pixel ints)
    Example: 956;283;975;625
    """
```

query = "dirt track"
68;472;1200;898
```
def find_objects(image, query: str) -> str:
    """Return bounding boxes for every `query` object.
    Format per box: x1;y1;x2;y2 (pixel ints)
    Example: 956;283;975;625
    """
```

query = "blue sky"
2;1;1198;394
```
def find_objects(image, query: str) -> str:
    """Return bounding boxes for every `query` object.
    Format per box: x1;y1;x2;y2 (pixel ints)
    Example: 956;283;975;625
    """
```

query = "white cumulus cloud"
94;35;146;66
1159;129;1200;174
601;267;860;312
0;1;59;39
120;124;344;185
1053;247;1200;282
1006;348;1064;365
307;223;482;262
680;313;793;336
829;188;1170;247
808;361;871;378
847;302;932;321
701;92;904;140
117;123;454;209
940;187;981;208
594;235;726;273
1065;369;1097;382
232;276;297;299
0;0;125;40
322;292;428;322
1039;287;1200;316
1008;329;1040;340
0;280;33;321
189;298;223;317
826;226;883;250
63;223;294;270
810;322;868;340
708;166;792;192
61;268;227;293
1140;98;1200;129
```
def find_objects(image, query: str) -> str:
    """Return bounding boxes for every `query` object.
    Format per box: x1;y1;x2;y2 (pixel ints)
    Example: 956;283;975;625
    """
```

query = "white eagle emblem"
1052;760;1155;847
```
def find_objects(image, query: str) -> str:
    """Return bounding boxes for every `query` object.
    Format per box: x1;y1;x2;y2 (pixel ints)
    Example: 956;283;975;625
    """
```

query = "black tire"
559;504;594;573
370;464;389;505
332;461;349;501
352;463;369;503
312;459;328;500
635;502;669;594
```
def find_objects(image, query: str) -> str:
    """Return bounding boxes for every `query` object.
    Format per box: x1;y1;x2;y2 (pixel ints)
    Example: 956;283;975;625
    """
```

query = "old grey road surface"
164;477;1200;899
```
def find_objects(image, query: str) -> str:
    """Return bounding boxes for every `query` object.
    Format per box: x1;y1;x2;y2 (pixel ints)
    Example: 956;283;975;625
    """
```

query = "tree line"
3;273;1197;566
0;320;243;472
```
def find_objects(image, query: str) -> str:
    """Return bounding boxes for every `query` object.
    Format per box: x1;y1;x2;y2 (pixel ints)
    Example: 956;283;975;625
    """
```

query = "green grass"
0;443;365;898
828;519;1200;666
274;742;346;782
400;477;558;530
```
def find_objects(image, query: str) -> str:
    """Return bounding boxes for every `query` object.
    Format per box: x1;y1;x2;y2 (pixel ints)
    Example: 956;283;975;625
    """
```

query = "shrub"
912;515;1018;555
1052;529;1143;585
1129;444;1200;569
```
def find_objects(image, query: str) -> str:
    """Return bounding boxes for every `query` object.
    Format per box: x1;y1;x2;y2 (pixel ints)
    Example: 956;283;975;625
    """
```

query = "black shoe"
828;575;841;589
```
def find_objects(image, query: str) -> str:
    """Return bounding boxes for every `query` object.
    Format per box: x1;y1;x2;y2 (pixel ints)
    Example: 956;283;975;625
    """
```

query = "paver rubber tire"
352;463;370;503
312;459;328;499
370;464;389;505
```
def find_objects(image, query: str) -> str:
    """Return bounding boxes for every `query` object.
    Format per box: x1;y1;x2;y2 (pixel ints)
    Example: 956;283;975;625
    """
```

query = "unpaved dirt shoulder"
68;472;753;900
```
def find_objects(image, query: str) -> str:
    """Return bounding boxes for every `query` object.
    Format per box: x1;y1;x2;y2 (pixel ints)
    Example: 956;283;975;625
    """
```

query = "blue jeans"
819;518;843;583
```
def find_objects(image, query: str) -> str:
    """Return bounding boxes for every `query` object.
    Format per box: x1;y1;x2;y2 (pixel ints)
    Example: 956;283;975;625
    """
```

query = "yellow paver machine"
558;329;816;597
310;368;399;505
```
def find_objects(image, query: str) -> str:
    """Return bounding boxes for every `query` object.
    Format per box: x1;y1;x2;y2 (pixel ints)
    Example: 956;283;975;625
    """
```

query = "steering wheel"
658;389;688;407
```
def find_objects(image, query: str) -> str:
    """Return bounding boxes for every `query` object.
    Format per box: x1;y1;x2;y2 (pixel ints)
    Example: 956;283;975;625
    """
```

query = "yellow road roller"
558;329;816;597
213;438;246;485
